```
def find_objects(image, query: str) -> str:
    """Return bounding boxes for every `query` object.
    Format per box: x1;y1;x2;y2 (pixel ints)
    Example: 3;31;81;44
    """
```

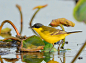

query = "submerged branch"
0;20;20;36
2;37;21;42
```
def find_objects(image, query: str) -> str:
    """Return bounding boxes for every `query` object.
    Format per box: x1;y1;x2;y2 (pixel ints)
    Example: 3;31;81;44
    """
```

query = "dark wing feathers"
41;26;67;35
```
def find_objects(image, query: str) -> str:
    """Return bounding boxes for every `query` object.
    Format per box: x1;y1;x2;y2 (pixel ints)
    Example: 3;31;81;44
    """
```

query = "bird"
30;23;82;52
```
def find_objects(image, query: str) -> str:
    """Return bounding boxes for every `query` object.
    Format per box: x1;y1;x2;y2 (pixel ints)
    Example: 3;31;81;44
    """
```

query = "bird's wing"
41;26;67;35
50;29;67;35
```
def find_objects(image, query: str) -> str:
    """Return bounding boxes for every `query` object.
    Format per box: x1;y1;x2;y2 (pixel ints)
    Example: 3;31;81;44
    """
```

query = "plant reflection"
20;52;50;63
0;55;19;63
0;50;67;63
0;56;3;63
58;51;66;63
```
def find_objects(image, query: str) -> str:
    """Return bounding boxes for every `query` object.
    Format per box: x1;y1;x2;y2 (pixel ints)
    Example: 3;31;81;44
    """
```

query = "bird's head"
30;23;43;28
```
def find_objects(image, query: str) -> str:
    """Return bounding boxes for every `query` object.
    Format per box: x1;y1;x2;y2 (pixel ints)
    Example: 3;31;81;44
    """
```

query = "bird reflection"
47;58;59;63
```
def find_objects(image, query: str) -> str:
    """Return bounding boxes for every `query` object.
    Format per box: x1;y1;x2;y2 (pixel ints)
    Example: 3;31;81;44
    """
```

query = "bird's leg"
58;40;63;55
58;40;63;51
61;39;65;49
49;44;54;53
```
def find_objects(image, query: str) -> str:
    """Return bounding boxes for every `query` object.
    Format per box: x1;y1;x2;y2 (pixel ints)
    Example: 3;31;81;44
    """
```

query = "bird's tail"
67;31;82;34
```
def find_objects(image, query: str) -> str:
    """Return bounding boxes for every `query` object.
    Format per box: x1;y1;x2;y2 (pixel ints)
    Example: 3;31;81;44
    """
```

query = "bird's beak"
48;24;51;26
29;26;35;28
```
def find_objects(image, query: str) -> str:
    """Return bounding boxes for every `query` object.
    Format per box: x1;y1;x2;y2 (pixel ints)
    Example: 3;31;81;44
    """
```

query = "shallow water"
0;0;86;63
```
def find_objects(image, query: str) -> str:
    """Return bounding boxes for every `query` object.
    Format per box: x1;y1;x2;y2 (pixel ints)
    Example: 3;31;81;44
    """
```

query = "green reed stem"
29;8;41;37
71;42;86;63
59;24;65;48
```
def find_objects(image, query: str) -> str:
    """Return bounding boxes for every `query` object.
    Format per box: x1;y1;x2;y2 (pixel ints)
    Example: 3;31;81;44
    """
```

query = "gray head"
31;23;43;28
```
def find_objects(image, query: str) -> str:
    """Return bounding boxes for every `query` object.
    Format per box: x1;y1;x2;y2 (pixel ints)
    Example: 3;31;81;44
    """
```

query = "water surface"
0;0;86;63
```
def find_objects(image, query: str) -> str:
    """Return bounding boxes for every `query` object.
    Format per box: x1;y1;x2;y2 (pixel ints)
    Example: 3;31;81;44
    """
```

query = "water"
0;0;86;63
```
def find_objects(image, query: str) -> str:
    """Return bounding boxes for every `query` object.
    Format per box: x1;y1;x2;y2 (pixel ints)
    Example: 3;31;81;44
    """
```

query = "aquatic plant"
73;0;86;23
49;18;75;48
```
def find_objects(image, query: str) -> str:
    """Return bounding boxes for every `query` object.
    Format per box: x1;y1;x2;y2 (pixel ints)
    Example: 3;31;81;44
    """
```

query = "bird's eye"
35;24;40;28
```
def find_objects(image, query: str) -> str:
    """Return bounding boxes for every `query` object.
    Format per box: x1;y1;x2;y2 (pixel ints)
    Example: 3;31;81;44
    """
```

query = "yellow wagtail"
30;23;82;52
